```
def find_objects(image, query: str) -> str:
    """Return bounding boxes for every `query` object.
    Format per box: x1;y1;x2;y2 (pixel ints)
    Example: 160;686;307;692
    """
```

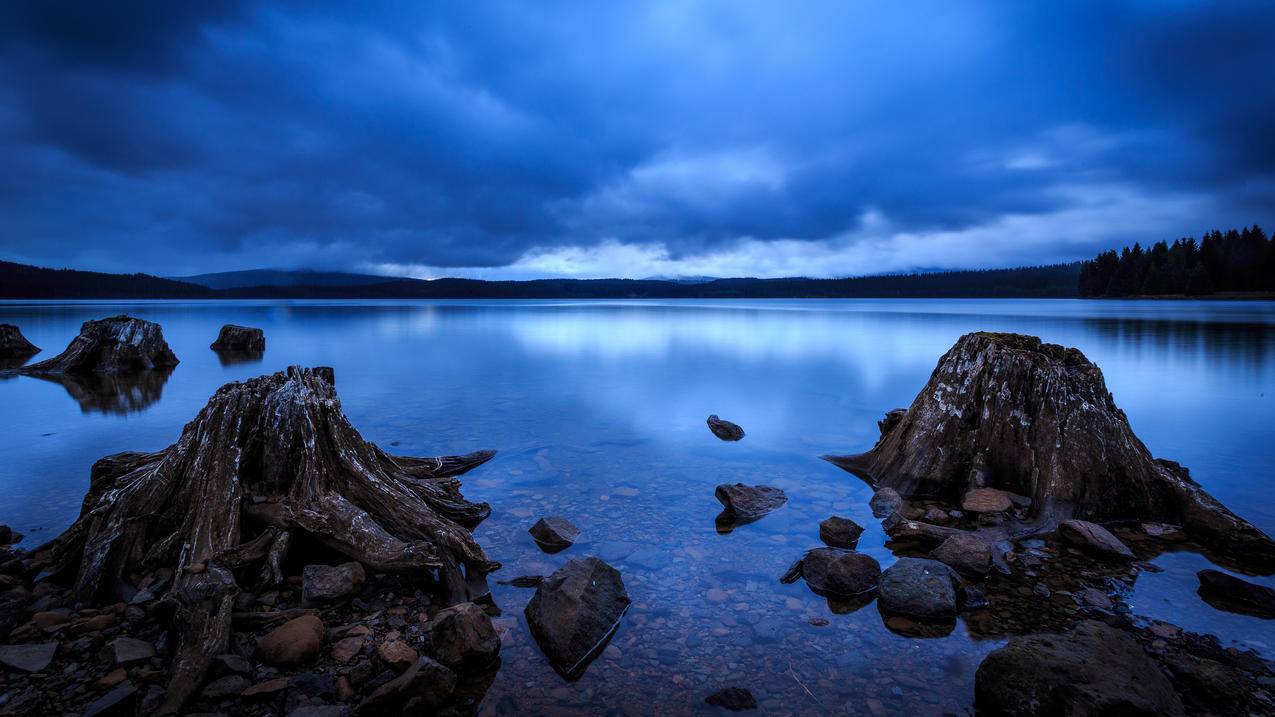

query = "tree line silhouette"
1078;225;1274;297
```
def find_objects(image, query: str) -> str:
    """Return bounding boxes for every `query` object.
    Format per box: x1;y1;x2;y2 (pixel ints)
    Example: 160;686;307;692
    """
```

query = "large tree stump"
826;332;1275;570
31;366;499;714
19;315;178;374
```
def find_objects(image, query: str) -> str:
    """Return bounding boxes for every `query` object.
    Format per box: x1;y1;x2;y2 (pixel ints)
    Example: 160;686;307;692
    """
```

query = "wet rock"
376;640;418;671
330;635;366;663
242;677;290;699
868;488;903;518
1196;569;1275;617
818;516;864;548
1058;520;1135;561
1164;654;1250;715
288;707;351;717
782;548;880;596
960;488;1026;514
878;558;956;619
705;686;758;711
0;525;12;545
210;324;265;352
428;601;499;669
922;507;949;524
356;656;456;715
525;556;630;679
715;484;787;521
82;684;138;717
707;415;745;441
930;533;992;578
258;615;325;667
211;653;252;677
974;621;1185;716
19;315;179;374
0;324;39;360
1078;588;1113;609
201;674;250;699
101;636;155;666
0;642;57;672
528;517;580;551
302;562;367;605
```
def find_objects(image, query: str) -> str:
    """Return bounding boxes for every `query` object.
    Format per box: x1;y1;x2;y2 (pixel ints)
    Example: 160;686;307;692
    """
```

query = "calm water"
1;299;1273;715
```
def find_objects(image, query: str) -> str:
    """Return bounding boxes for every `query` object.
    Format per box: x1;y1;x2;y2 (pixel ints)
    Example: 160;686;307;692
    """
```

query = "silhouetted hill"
0;260;1081;299
176;269;396;290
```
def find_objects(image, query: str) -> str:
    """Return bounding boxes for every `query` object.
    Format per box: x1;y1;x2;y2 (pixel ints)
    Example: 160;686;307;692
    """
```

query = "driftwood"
826;332;1275;571
31;365;499;714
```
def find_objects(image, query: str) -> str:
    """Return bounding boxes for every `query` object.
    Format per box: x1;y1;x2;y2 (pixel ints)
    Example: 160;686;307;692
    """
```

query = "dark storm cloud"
0;1;1272;277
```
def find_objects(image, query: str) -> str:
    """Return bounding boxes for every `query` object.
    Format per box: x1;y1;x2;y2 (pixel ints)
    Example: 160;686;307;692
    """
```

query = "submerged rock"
782;547;880;596
528;516;580;551
1058;520;1135;561
825;332;1275;569
868;487;903;518
210;324;265;352
0;324;38;360
705;686;758;711
525;556;630;679
715;484;787;520
707;414;745;441
19;315;178;374
974;621;1185;716
878;557;957;619
818;516;864;548
1196;569;1275;617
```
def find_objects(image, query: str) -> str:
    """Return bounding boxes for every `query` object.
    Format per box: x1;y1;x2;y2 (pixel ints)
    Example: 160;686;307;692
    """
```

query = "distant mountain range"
0;260;1081;299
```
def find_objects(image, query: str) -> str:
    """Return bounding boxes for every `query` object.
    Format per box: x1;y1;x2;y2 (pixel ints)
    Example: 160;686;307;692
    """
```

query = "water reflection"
29;367;173;415
213;348;265;366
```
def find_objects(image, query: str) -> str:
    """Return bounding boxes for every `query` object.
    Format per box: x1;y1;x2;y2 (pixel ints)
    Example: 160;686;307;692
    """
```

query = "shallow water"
1;298;1273;715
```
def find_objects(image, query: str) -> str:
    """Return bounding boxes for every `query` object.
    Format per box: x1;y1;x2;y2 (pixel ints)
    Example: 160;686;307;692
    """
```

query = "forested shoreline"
1078;226;1274;297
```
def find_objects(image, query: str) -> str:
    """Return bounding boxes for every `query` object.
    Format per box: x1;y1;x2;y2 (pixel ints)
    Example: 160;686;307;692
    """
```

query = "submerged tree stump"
19;315;178;374
210;324;265;353
0;324;39;360
826;332;1275;570
31;365;499;714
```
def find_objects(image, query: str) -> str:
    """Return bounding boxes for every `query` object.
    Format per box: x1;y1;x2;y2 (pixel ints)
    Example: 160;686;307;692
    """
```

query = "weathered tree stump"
825;332;1275;570
0;324;39;361
31;365;499;714
210;324;265;353
19;315;178;374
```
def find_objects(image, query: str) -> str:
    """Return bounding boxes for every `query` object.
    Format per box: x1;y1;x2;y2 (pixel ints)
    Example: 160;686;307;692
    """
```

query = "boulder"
201;674;250;699
868;487;903;518
706;686;758;711
258;615;325;667
288;707;351;717
528;516;580;551
782;548;880;596
1164;654;1251;715
974;621;1185;716
525;556;630;679
960;488;1024;514
1058;520;1135;561
428;601;499;669
1196;569;1275;617
101;636;155;666
210;324;265;352
356;656;456;715
930;533;993;578
376;640;418;671
878;558;957;619
818;516;864;549
715;484;787;520
825;332;1275;569
19;315;179;374
707;414;745;441
302;562;366;605
0;642;57;672
0;324;38;359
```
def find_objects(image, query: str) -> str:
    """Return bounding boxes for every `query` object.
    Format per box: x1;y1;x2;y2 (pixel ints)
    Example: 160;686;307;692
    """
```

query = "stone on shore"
1058;520;1135;561
528;516;580;551
1196;569;1275;617
707;414;745;441
0;642;57;672
428;601;500;669
525;556;630;678
101;636;154;666
818;516;864;548
974;621;1185;716
930;533;993;578
258;615;325;667
302;562;367;605
878;558;957;619
356;656;456;715
210;324;265;352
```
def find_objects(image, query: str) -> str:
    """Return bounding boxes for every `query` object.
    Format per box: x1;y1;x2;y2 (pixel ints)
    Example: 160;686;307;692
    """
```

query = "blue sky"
1;1;1272;279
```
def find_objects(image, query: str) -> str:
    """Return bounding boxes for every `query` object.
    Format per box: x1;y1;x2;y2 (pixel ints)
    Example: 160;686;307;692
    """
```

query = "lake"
1;298;1273;715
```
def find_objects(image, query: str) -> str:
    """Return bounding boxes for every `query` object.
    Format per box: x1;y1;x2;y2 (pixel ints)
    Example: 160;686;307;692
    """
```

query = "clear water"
1;299;1273;715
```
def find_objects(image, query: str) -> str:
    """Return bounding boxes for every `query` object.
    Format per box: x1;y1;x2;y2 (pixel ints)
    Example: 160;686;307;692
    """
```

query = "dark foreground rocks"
210;324;266;352
18;315;179;374
929;532;992;578
878;558;956;620
1059;519;1135;561
825;331;1275;570
975;621;1185;716
525;556;630;679
1197;569;1275;617
528;516;580;552
0;324;38;361
818;516;863;549
714;484;787;532
706;414;745;441
781;548;880;597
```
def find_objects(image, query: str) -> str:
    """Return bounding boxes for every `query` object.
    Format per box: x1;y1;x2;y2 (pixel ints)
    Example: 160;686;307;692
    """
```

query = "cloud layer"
1;2;1272;278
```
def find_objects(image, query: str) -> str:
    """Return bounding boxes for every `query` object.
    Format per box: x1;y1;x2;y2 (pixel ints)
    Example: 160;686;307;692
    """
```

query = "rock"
1078;588;1113;609
930;533;992;578
428;601;499;669
210;324;265;352
818;516;864;548
783;548;880;596
1058;520;1135;561
201;674;250;699
212;653;252;676
97;667;128;687
705;686;758;710
0;324;39;359
82;684;138;717
525;556;631;679
1196;569;1275;617
714;484;787;521
30;610;70;629
0;642;57;672
528;517;580;550
330;635;366;663
289;707;351;717
302;562;366;605
707;415;745;441
881;513;964;546
376;640;418;671
356;656;456;715
922;507;949;524
868;488;903;518
0;525;11;544
19;315;179;374
1164;654;1250;715
878;558;957;619
102;636;155;666
961;488;1019;514
258;615;326;667
825;332;1275;569
242;677;291;699
974;621;1185;716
